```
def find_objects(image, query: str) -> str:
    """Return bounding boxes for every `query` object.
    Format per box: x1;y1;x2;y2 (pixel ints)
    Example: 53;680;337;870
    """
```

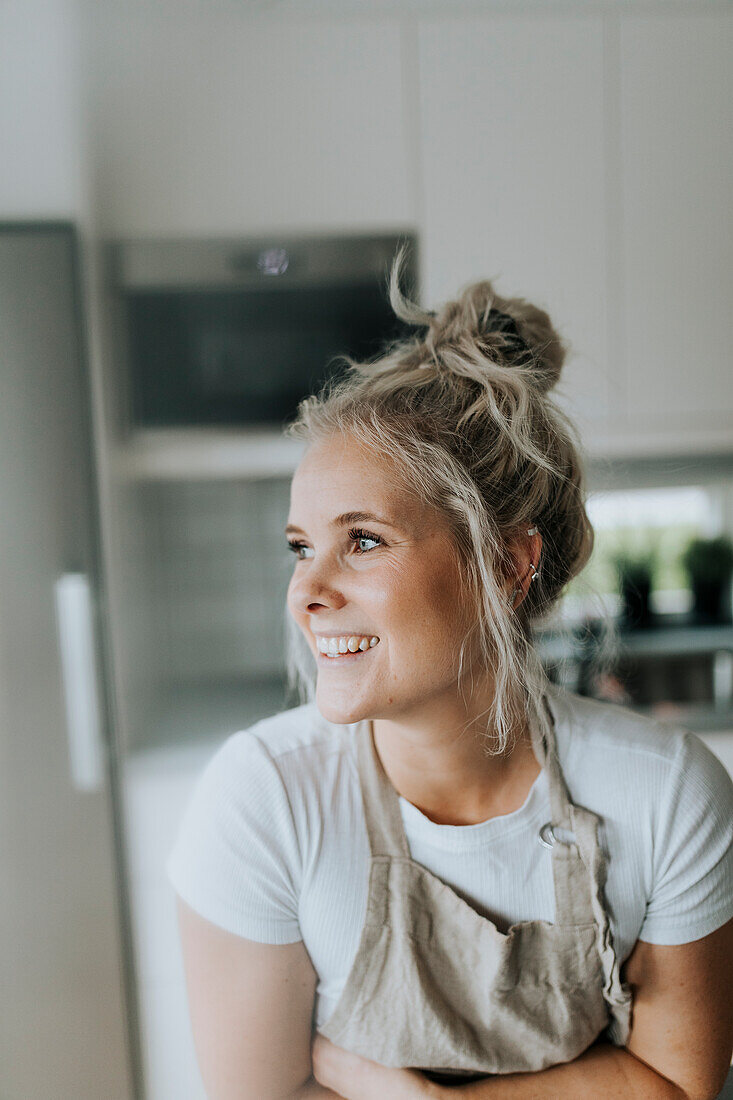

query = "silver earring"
529;562;540;582
527;526;538;536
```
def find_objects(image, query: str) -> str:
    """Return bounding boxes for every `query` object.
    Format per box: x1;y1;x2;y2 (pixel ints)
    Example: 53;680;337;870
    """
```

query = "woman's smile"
316;644;375;666
314;633;381;664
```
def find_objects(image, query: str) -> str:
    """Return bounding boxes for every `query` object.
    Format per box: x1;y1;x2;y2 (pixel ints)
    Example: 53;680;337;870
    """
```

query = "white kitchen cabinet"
417;15;617;449
418;13;733;459
619;13;733;455
85;10;413;235
81;6;733;455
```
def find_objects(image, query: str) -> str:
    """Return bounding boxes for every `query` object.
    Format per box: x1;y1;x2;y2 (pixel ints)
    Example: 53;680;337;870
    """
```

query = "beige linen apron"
317;691;632;1081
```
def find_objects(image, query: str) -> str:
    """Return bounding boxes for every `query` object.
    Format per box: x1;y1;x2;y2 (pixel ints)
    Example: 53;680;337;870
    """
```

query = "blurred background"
1;0;732;1097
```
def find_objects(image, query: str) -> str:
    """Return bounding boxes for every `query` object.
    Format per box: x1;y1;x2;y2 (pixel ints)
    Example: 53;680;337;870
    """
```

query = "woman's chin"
315;690;371;728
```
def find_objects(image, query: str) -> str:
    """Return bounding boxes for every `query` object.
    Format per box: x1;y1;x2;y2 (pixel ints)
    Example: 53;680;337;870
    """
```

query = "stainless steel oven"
107;232;418;429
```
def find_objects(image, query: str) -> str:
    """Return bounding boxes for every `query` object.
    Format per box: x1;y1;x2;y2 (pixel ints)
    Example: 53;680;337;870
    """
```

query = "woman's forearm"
427;1043;686;1100
289;1075;346;1100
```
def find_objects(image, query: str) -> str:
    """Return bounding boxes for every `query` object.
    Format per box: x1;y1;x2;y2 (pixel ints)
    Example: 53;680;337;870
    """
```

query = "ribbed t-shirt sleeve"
165;730;302;944
639;732;733;945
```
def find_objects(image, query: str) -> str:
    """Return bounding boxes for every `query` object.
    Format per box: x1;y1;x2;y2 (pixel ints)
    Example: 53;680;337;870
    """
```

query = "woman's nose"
289;555;347;615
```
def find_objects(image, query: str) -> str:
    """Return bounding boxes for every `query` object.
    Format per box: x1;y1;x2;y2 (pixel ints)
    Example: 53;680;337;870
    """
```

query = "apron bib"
317;690;632;1078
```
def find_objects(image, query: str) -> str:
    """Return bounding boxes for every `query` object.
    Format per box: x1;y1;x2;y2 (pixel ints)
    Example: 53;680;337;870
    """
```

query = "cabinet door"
87;10;412;234
0;225;134;1099
418;16;616;447
620;14;733;453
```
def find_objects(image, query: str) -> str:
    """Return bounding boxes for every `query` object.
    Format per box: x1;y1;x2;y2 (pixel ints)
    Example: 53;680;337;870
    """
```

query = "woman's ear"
503;529;543;608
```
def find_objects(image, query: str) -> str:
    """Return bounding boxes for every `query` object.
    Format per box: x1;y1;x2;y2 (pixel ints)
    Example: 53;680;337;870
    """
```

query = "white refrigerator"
0;223;139;1098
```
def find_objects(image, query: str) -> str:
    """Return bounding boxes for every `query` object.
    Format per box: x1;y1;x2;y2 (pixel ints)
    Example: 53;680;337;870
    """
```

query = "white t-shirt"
166;686;733;1029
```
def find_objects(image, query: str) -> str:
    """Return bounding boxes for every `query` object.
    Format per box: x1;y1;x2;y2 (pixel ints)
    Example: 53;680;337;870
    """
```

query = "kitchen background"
2;0;732;1097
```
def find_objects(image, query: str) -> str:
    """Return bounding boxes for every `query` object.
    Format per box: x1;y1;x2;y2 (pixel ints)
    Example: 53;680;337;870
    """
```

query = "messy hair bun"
284;247;594;754
394;272;566;398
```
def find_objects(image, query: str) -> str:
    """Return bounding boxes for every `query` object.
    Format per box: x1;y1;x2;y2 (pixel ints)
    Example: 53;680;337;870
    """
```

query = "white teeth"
316;633;380;656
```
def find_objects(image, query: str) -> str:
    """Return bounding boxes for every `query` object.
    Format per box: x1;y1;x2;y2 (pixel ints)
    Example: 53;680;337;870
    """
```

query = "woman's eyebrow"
285;511;401;536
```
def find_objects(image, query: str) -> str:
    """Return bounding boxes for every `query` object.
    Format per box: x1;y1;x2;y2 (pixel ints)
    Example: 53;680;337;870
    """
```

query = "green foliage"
566;523;701;599
612;549;657;588
680;536;733;584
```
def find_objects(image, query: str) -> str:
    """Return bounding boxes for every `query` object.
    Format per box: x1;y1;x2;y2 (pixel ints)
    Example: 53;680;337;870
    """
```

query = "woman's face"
285;434;480;727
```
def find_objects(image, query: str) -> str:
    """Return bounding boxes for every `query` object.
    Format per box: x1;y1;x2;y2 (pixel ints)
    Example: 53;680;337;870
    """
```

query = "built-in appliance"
107;233;418;428
1;223;135;1097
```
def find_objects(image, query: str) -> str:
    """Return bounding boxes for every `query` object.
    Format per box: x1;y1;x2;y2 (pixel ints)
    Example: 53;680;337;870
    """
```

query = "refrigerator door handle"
53;573;106;791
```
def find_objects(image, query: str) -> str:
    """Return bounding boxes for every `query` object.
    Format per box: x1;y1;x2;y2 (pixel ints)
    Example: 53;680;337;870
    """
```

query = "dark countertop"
535;617;733;661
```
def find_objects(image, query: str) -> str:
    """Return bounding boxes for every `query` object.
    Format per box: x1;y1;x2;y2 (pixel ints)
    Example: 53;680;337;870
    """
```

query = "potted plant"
680;535;733;624
613;549;657;630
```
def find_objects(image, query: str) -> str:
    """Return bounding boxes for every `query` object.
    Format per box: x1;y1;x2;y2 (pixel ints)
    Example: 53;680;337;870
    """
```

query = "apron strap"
532;692;632;1032
528;692;572;827
530;692;598;927
355;720;410;859
550;806;600;925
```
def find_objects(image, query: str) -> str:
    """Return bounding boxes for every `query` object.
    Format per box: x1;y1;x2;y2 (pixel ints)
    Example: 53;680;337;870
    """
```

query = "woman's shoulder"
546;684;733;812
548;684;685;757
196;702;358;807
167;703;362;940
210;702;355;772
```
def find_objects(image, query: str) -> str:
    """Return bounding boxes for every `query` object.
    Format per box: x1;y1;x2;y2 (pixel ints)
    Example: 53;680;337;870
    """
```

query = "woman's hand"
312;1034;434;1100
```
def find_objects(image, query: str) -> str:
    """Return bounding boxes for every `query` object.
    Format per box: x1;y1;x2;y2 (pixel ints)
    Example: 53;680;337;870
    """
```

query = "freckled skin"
286;434;542;824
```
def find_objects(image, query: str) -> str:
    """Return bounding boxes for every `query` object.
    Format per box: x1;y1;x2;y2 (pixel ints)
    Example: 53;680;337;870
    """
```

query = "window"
555;484;725;623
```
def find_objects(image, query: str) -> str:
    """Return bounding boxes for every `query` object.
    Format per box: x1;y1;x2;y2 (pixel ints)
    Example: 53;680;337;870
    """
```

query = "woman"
167;260;733;1100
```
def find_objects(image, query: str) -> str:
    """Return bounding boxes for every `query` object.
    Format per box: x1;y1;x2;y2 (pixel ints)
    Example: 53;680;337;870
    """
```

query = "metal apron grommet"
538;822;576;849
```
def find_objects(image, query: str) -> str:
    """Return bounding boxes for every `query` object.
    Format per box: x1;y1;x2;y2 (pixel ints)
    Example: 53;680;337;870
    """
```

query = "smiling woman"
167;252;733;1100
279;258;584;760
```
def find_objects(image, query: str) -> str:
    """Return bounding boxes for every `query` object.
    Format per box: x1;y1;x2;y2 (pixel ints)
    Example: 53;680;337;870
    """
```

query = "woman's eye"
349;528;383;554
286;541;313;561
285;529;383;560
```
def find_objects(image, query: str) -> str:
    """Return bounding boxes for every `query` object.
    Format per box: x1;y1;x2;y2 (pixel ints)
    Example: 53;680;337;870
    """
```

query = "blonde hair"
283;248;594;754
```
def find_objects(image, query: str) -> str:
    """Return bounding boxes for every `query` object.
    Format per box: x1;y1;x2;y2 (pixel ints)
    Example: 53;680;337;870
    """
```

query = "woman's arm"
449;917;733;1100
177;896;342;1100
424;1042;688;1099
313;918;733;1100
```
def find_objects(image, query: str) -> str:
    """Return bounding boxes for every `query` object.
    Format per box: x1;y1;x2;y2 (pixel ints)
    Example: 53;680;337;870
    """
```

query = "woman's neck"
371;700;542;827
